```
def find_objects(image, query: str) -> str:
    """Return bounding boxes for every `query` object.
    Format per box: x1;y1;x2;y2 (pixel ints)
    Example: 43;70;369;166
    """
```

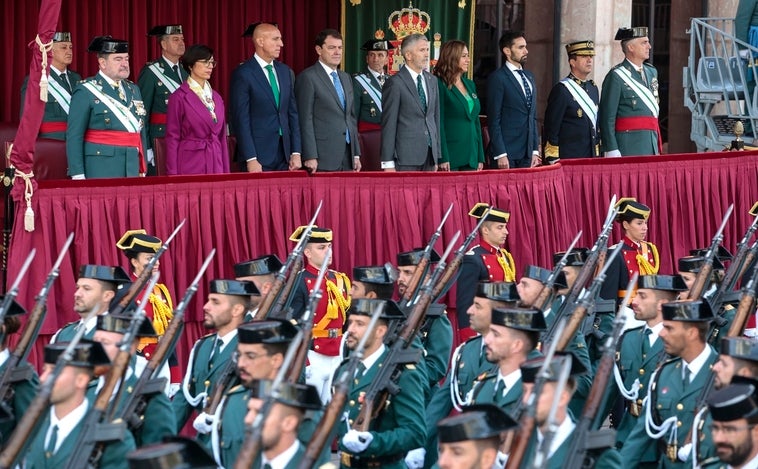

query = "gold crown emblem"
388;1;430;39
374;28;385;40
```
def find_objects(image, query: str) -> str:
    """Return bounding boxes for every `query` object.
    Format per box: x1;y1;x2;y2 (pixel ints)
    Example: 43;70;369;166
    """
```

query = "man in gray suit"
380;33;441;171
295;29;361;173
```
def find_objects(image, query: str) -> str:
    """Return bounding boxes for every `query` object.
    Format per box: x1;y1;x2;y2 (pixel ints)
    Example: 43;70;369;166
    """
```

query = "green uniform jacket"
336;347;427;469
522;419;623;469
252;442;307;468
437;76;485;170
352;68;383;125
620;348;718;468
172;333;239;432
468;366;523;413
20;70;82;140
85;356;175;447
0;360;39;446
137;57;188;147
599;60;660;156
66;73;149;178
419;306;454;387
736;0;758;43
602;325;664;465
51;320;96;343
23;406;136;469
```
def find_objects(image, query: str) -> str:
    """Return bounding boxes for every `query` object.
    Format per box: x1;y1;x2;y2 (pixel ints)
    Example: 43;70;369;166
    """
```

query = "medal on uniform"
133;100;147;116
577;108;583;118
651;78;660;101
629;400;640;417
370;107;376;117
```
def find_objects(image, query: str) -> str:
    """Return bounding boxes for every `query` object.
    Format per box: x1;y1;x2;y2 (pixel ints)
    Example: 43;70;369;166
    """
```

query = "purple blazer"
165;82;230;175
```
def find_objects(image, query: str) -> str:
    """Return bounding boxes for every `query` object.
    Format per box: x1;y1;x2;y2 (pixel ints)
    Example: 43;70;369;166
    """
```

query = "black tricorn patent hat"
720;337;758;363
247;379;322;410
637;274;688;292
490;305;547;332
127;436;217;469
0;297;26;316
396;247;441;267
553;247;589;267
238;319;299;344
234;254;283;278
87;35;128;54
44;340;111;368
615;27;649;41
689;246;733;264
707;383;758;422
661;299;714;322
96;313;158;337
79;265;131;284
475;282;520;303
520;351;588;383
353;265;394;285
677;255;724;273
437;403;517;443
148;25;183;37
347;298;405;321
209;279;259;296
522;265;568;290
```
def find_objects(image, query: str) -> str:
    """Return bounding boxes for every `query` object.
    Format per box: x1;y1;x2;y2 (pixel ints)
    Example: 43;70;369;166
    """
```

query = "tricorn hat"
720;337;758;363
127;436;217;469
87;35;128;54
491;305;547;332
53;32;72;42
468;203;510;224
0;297;26;317
397;247;441;267
247;379;323;410
553;247;589;267
238;319;299;344
117;229;162;255
347;298;405;321
661;299;715;322
361;39;395;51
437;403;517;443
148;25;183;37
520;351;588;383
707;383;758;422
614;197;650;223
44;340;111;368
522;265;568;290
79;265;131;284
636;274;688;292
234;254;283;278
689;246;733;264
96;313;158;337
209;279;259;296
615;27;649;41
475;282;520;303
678;255;724;273
289;226;332;244
353;265;395;285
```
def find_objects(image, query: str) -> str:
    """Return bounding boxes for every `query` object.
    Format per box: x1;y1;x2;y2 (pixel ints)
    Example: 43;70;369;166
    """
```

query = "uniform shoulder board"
624;325;645;334
63;320;80;328
226;383;247;395
405;364;416;370
465;248;477;256
464;334;482;345
643;62;656;70
474;370;496;383
724;304;735;311
198;332;216;341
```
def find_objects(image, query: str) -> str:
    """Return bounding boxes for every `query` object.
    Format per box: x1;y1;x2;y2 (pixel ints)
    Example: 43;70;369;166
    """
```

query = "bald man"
230;22;302;172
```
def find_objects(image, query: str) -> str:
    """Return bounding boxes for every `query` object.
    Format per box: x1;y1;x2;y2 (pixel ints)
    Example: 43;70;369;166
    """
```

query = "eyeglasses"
708;423;756;435
198;59;217;68
232;350;270;362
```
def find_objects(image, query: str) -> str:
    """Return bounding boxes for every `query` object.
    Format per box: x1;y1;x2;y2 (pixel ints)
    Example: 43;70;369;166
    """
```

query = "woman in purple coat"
165;44;229;175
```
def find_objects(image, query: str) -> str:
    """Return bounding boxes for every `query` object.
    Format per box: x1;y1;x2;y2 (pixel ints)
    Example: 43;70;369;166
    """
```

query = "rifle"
504;318;566;469
0;308;99;469
257;201;322;319
118;249;216;432
353;231;460;431
0;248;35;321
110;219;186;317
541;199;618;347
234;328;306;469
0;234;73;419
534;231;583;311
531;352;573;469
687;204;734;301
726;259;758;337
552;241;623;352
298;301;385;469
403;202;454;306
64;274;160;469
715;212;758;297
564;275;637;469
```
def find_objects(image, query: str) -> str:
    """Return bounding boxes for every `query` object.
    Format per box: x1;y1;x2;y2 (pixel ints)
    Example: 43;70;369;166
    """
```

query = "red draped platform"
6;150;758;371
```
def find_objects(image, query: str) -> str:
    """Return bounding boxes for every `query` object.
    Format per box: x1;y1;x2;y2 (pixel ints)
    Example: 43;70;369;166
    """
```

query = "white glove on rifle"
342;429;373;453
404;447;426;469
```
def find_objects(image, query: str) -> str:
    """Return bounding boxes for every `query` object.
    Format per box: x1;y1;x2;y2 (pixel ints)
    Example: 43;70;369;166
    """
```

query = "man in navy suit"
230;22;302;172
486;30;540;169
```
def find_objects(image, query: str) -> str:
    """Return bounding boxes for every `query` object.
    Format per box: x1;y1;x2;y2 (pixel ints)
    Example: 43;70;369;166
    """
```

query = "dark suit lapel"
251;60;279;109
365;68;382;91
504;67;528;107
275;61;291;107
314;63;344;110
399;67;424;114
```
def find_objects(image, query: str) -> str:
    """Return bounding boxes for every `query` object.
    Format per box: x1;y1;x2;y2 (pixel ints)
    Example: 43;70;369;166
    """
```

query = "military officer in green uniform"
543;40;600;163
51;264;131;343
233;254;283;321
20;32;82;140
620;300;718;468
603;274;686;467
171;279;256;437
435;404;518;469
91;312;175;446
336;298;426;469
66;36;149;179
519;352;622;468
23;341;135;469
137;25;187;174
700;382;758;469
353;39;392;132
600;27;662;156
127;437;217;468
420;282;519;469
0;298;39;446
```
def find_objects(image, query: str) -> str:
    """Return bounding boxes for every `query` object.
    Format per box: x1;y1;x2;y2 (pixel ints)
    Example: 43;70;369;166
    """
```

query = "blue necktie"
517;70;532;109
330;71;350;144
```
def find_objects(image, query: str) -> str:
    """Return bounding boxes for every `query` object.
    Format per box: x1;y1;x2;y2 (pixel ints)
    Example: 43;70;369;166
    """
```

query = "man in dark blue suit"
230;22;302;172
486;30;540;169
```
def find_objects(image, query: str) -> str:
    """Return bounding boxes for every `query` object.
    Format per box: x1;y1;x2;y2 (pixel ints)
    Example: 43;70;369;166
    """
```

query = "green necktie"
683;365;691;387
416;74;427;113
209;338;223;369
45;424;58;456
642;328;652;356
266;64;280;108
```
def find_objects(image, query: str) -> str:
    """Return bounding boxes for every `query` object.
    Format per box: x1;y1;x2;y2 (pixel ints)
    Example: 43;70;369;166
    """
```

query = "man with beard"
713;338;758;389
702;382;758;469
171;279;257;437
456;203;516;341
233;254;284;321
603;274;686;466
486;30;540;169
621;300;718;467
51;264;130;343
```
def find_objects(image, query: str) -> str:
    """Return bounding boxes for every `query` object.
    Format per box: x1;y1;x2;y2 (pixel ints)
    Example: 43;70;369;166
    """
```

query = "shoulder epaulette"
464;334;482;346
226;383;247;395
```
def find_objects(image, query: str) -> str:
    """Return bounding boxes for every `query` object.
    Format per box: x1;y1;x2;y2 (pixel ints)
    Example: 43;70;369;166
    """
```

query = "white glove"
493;450;508;469
168;383;181;399
342;429;373;453
604;150;622;158
146;148;155;164
677;443;692;462
71;174;85;180
404;447;426;469
192;411;215;434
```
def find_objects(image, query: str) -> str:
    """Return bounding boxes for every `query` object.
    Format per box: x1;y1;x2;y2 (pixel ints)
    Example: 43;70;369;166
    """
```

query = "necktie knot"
172;64;179;75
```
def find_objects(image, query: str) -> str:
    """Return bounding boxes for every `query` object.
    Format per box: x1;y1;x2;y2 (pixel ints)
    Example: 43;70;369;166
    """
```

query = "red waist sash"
84;129;146;173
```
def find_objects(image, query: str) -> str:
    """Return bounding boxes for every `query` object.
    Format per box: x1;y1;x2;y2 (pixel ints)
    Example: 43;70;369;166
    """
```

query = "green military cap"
437;403;517;443
553;247;589;267
520;351;588;383
234;254;283;278
289;226;332;244
209;279;259;296
127;436;217;469
353;265;395;285
361;39;395;51
242;22;279;37
469;203;510;224
661;299;714;322
637;274;688;292
689;246;733;264
522;265;568;290
79;265;131;284
491;305;547;332
720;337;758;362
614;27;649;41
87;35;128;54
347;298;405;321
614;197;650;223
247;379;323;410
238;319;298;344
565;40;595;57
97;313;158;337
148;25;183;37
0;296;26;316
678;255;724;273
397;247;441;266
117;229;162;255
53;32;72;42
44;340;111;368
707;382;758;422
475;281;520;302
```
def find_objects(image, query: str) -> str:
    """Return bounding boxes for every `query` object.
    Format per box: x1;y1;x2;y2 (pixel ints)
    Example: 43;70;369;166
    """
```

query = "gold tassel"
15;169;35;232
35;35;54;103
